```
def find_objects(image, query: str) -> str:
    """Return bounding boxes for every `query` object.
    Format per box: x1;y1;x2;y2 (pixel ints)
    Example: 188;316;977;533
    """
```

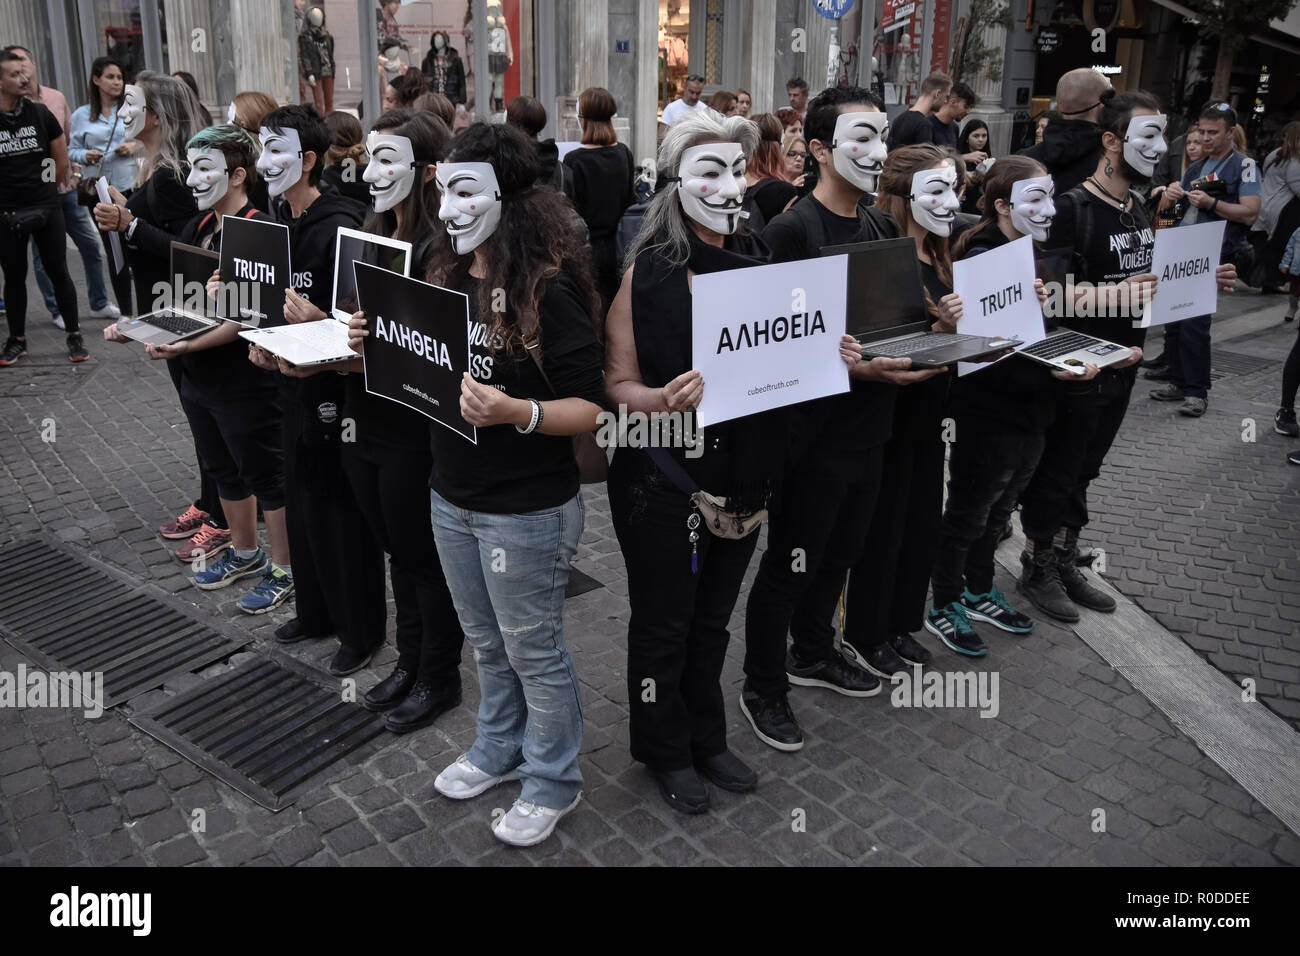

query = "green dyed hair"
186;123;261;183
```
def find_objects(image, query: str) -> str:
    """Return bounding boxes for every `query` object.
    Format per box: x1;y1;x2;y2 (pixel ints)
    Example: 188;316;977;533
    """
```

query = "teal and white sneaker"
924;601;987;657
193;548;267;591
961;585;1035;634
238;565;295;615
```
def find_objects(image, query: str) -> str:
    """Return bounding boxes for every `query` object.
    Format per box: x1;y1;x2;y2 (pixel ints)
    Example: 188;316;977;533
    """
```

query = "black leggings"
0;202;79;338
1284;323;1300;411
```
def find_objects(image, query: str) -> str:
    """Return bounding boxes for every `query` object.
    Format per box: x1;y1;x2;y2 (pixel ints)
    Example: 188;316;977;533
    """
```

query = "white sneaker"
492;793;582;847
434;754;520;800
87;302;121;319
52;314;65;330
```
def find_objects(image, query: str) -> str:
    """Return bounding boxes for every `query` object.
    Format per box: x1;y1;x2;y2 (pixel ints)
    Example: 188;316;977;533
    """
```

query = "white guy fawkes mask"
1123;113;1168;177
256;126;304;198
1008;174;1056;242
677;142;747;235
363;132;417;213
186;147;229;210
227;101;237;124
436;162;503;254
909;163;961;236
120;84;146;138
831;111;889;194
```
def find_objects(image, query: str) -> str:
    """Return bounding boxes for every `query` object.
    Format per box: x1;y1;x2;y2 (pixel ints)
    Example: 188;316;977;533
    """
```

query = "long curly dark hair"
424;122;601;355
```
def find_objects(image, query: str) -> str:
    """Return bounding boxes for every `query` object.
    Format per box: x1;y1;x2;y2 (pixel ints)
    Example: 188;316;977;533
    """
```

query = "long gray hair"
623;110;760;270
135;70;211;185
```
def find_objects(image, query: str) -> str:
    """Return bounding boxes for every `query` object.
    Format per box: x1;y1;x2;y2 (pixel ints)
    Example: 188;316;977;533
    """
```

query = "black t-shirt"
763;196;898;456
125;166;199;311
0;99;62;208
1039;186;1154;348
890;260;954;436
888;110;934;151
563;144;634;239
928;116;959;150
179;203;277;396
748;177;798;227
427;272;606;513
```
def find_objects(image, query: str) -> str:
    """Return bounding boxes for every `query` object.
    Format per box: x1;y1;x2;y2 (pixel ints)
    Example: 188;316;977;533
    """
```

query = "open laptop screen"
332;228;412;321
822;237;928;339
168;242;220;317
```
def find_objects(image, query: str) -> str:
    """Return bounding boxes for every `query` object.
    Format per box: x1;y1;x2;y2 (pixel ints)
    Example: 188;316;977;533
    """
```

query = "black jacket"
421;50;466;105
273;183;366;446
948;222;1059;433
1019;117;1103;195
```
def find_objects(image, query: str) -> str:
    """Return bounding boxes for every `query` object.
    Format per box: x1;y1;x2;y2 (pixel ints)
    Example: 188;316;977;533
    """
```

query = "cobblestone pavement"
0;263;1297;866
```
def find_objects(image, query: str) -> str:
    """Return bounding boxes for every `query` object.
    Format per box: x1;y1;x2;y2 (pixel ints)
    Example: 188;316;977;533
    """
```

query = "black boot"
1018;540;1080;623
363;664;417;712
1056;531;1116;613
384;680;461;733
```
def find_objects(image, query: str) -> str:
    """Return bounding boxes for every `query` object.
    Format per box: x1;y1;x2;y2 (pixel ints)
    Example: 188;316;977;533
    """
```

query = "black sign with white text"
355;261;476;444
217;216;291;327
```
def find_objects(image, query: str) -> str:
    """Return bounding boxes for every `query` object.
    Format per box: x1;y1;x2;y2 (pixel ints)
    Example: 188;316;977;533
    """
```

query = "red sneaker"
160;504;209;540
175;523;232;564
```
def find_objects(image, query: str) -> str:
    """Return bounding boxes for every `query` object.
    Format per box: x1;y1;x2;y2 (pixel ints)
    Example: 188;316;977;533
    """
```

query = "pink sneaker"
175;523;232;564
160;504;210;540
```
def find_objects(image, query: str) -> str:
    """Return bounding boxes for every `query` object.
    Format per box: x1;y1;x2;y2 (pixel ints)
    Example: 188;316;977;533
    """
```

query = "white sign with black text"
691;255;849;427
954;235;1046;377
1138;219;1226;328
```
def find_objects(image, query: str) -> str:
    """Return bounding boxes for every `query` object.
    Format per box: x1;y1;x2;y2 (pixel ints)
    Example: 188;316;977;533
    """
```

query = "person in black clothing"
320;110;372;206
105;124;289;608
1017;88;1237;622
0;51;85;365
564;86;635;309
92;73;231;562
246;105;384;674
928;155;1097;655
742;113;799;230
741;89;948;754
839;145;969;677
606;111;776;813
1018;67;1111;194
887;71;949;151
353;122;604;846
505;95;574;200
956;118;991;214
421;31;465;105
927;81;975;149
330;109;468;732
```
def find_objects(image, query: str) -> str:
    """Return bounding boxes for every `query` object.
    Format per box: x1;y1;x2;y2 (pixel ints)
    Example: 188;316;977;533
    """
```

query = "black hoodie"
1018;117;1103;196
273;181;367;446
948;222;1059;434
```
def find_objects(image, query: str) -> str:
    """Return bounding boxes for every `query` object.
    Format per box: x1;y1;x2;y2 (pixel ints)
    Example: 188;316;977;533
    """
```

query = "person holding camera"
0;50;86;366
1151;103;1260;418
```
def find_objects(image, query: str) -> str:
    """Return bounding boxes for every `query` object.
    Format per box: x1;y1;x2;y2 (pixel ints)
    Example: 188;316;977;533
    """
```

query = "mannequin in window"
422;31;466;106
486;0;513;113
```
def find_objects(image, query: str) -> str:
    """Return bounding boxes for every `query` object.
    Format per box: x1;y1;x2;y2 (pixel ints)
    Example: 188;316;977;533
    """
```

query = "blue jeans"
32;191;108;313
429;488;584;810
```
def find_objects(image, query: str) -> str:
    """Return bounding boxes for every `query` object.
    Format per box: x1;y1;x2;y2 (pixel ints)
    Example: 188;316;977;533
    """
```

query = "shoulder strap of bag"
645;446;700;495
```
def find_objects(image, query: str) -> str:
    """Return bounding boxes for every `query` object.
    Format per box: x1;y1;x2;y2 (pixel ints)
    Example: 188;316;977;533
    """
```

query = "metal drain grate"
130;655;389;810
1210;351;1281;381
0;539;246;708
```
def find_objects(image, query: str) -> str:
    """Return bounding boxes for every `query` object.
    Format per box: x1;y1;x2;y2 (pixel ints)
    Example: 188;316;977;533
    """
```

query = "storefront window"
658;0;690;111
876;0;925;105
95;0;146;80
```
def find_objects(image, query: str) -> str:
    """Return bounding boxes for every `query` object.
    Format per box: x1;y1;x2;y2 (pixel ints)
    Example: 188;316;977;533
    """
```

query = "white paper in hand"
1137;219;1226;328
954;235;1045;376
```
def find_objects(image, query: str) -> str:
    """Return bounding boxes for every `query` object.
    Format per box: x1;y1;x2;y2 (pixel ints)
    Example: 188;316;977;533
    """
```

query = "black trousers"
843;430;945;651
1020;366;1136;541
97;223;133;315
0;202;79;338
166;357;227;528
742;444;884;698
931;418;1045;608
342;436;464;688
609;450;758;770
284;424;386;652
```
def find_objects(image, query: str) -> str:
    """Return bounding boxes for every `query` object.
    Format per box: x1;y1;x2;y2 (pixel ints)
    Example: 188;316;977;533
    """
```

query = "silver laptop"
238;229;413;366
118;243;220;346
825;238;1021;369
1017;328;1134;374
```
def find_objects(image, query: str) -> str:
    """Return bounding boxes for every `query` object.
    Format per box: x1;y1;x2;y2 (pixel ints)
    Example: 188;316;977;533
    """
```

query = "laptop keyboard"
1021;331;1097;360
146;311;209;336
282;320;348;352
865;332;978;356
